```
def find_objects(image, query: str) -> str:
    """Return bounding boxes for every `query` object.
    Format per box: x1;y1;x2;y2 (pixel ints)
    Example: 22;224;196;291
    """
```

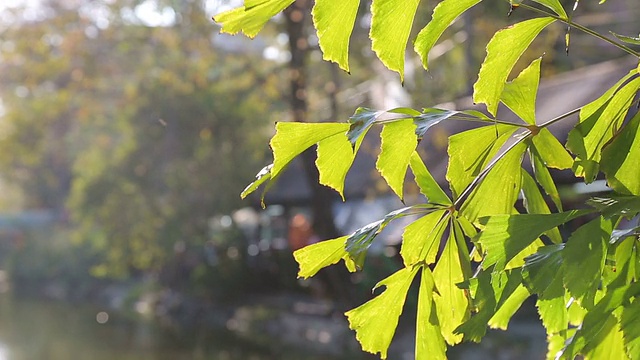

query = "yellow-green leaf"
433;231;470;345
377;119;418;200
500;57;542;125
601;111;640;195
271;122;350;178
370;0;421;82
293;236;351;279
521;170;562;244
345;266;420;359
213;0;296;38
409;152;452;205
316;132;357;199
241;163;273;199
530;145;564;211
416;267;447;360
413;0;481;70
473;17;555;116
532;0;568;19
532;128;573;170
401;210;449;266
312;0;360;72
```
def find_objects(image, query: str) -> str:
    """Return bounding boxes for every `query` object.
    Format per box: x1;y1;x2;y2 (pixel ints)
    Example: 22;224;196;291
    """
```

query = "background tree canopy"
217;0;640;359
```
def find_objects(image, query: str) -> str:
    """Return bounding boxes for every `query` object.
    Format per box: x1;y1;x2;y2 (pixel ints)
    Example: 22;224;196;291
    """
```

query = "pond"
0;294;347;360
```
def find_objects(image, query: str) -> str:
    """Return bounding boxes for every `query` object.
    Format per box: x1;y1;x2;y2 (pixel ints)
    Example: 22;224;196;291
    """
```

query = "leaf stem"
514;2;640;58
539;107;582;128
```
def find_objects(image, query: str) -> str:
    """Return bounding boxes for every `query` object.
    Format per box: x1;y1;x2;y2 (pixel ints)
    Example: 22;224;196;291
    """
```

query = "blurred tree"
0;0;284;277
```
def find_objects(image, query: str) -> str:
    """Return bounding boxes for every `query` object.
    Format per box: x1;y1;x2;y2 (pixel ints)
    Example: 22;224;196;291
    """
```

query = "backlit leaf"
401;210;448;266
522;244;565;296
621;302;640;360
474;17;555;116
531;128;573;170
521;170;562;243
293;236;352;279
241;163;273;199
447;124;519;198
312;0;360;72
587;195;640;219
345;266;420;359
566;74;640;182
414;0;482;70
317;132;357;200
477;210;588;271
377;119;418;199
500;57;542;125
370;0;421;82
416;267;447;360
409;152;452;205
601;111;640;195
213;0;296;38
271;122;350;178
460;142;526;223
562;217;612;303
433;231;470;344
532;0;568;19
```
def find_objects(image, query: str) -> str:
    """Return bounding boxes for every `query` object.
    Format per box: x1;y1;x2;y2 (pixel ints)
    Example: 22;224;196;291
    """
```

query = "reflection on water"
0;294;335;360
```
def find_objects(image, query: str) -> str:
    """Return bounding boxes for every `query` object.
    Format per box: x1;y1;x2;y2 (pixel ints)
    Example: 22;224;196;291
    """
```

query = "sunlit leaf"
293;236;352;279
601;111;640;195
377;119;418;199
566;74;640;182
213;0;296;38
316;131;359;200
416;267;447;360
583;320;629;360
241;163;273;199
414;0;482;70
477;210;588;271
532;0;568;19
312;0;360;72
522;244;565;296
621;302;640;360
409;152;452;205
536;277;570;334
401;210;448;266
447;124;519;198
433;231;470;344
345;266;420;359
460;142;526;223
500;57;542;125
370;0;421;82
562;217;612;303
488;283;530;330
521;170;562;243
531;128;573;170
271;122;350;178
473;17;555;116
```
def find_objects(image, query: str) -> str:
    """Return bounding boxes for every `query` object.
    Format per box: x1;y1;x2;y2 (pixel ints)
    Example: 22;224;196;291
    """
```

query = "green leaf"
531;128;574;170
566;74;640;182
531;0;568;19
500;57;542;125
530;147;563;211
601;111;640;195
522;244;565;296
562;217;612;304
345;207;415;269
213;0;296;38
316;132;356;200
583;320;629;360
473;17;555;116
488;283;530;330
477;210;588;271
293;236;353;279
409;152;452;205
611;31;640;45
271;122;350;178
345;266;420;359
447;124;519;198
377;119;418;199
413;0;482;70
460;142;526;223
416;267;447;360
521;170;562;243
433;230;470;345
312;0;360;72
621;302;640;360
587;195;640;219
414;108;472;139
370;0;421;82
241;163;273;199
401;210;449;266
536;277;570;334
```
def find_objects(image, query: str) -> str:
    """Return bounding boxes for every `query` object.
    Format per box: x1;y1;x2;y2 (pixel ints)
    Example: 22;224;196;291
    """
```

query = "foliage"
218;0;640;358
